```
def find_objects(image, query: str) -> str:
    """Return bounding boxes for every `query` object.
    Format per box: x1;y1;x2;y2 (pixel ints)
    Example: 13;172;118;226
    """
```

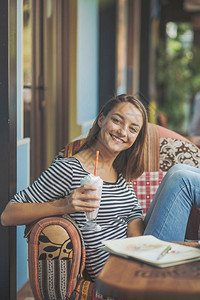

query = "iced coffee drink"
80;174;103;230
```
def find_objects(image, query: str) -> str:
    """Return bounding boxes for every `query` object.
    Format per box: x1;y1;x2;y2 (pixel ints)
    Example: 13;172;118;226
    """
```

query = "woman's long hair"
77;94;148;181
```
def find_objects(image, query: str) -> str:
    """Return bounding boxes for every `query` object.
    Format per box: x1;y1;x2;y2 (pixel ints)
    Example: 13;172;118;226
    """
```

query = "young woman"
1;94;200;281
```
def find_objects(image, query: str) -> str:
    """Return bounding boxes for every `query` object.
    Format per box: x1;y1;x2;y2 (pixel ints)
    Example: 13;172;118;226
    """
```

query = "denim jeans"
144;164;200;241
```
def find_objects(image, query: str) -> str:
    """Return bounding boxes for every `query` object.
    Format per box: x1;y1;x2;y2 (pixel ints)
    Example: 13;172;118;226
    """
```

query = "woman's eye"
112;117;120;123
130;127;137;133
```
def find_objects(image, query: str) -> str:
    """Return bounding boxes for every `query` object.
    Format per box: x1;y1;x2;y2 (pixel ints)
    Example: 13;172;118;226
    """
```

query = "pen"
157;245;172;260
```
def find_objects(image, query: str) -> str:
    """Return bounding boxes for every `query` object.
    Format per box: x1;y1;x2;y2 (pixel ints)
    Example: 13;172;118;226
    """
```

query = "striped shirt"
11;157;143;281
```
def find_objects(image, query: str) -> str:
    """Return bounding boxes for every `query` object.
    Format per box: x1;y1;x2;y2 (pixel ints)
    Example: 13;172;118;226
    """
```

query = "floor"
17;281;34;300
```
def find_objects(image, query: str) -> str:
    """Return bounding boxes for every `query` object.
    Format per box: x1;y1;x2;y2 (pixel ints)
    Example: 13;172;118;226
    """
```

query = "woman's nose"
117;125;127;136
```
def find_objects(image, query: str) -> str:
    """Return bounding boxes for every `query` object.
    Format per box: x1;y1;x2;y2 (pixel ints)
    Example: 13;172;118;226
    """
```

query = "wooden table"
96;242;200;300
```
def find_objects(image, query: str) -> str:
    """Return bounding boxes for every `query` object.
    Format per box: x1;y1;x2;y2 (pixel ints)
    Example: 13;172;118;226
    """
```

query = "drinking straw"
94;150;99;176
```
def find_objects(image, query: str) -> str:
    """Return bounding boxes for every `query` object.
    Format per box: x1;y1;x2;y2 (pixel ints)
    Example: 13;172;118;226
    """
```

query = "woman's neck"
74;147;118;182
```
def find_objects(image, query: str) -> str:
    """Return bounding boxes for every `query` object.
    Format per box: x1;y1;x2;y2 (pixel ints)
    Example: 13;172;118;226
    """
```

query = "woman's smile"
110;133;126;144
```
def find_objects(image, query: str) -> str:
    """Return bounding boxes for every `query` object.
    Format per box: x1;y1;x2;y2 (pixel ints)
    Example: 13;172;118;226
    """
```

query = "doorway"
23;0;70;181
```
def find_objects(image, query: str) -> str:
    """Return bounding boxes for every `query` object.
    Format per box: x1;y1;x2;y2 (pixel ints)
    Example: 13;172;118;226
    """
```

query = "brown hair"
77;94;148;181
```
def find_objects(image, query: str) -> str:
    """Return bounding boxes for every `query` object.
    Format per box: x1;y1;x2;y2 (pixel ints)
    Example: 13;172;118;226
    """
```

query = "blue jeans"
144;164;200;241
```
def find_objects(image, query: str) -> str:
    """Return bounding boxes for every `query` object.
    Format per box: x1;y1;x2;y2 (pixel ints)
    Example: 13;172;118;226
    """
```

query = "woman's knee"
167;164;200;178
167;164;186;176
164;164;192;187
166;164;199;188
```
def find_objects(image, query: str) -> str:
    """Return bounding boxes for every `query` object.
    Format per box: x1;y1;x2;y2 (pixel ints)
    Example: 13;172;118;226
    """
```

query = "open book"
102;235;200;268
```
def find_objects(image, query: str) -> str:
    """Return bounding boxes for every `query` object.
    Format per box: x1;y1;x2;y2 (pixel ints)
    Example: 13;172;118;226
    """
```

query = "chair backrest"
146;123;200;171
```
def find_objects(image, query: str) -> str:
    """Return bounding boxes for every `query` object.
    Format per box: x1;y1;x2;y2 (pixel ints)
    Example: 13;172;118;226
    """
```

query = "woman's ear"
97;113;104;128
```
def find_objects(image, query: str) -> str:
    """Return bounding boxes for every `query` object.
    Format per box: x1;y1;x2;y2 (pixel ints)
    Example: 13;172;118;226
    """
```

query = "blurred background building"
1;0;200;298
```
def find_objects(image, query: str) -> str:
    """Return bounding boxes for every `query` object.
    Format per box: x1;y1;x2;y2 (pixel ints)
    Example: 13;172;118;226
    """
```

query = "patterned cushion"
37;224;74;299
38;260;71;299
69;279;96;300
132;172;166;217
38;225;73;260
160;138;200;172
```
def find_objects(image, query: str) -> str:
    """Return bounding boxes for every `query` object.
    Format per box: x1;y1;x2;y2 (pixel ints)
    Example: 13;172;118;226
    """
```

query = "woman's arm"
127;218;144;237
1;201;65;226
1;185;100;226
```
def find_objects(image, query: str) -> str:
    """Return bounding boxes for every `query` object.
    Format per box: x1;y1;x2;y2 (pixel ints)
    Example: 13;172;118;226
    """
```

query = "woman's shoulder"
53;156;82;168
54;156;78;162
116;174;135;190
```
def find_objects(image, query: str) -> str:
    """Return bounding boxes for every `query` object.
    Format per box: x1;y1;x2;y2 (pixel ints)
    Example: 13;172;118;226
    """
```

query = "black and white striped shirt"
11;157;143;280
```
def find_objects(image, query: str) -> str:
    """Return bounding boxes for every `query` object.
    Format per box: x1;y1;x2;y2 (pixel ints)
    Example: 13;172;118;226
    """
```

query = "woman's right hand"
64;185;100;214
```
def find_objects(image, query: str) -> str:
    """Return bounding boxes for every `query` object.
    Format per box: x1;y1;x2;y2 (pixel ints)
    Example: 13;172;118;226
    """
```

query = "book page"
102;235;200;267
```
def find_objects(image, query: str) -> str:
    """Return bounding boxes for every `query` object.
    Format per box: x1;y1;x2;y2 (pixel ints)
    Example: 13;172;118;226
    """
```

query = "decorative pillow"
160;138;200;172
132;172;166;217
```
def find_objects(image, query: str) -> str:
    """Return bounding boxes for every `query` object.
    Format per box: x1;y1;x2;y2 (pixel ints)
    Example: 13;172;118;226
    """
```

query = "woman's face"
97;102;143;155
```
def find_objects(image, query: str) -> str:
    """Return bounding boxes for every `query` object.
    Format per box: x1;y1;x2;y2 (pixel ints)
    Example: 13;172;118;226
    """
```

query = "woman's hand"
64;185;101;214
127;218;144;237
